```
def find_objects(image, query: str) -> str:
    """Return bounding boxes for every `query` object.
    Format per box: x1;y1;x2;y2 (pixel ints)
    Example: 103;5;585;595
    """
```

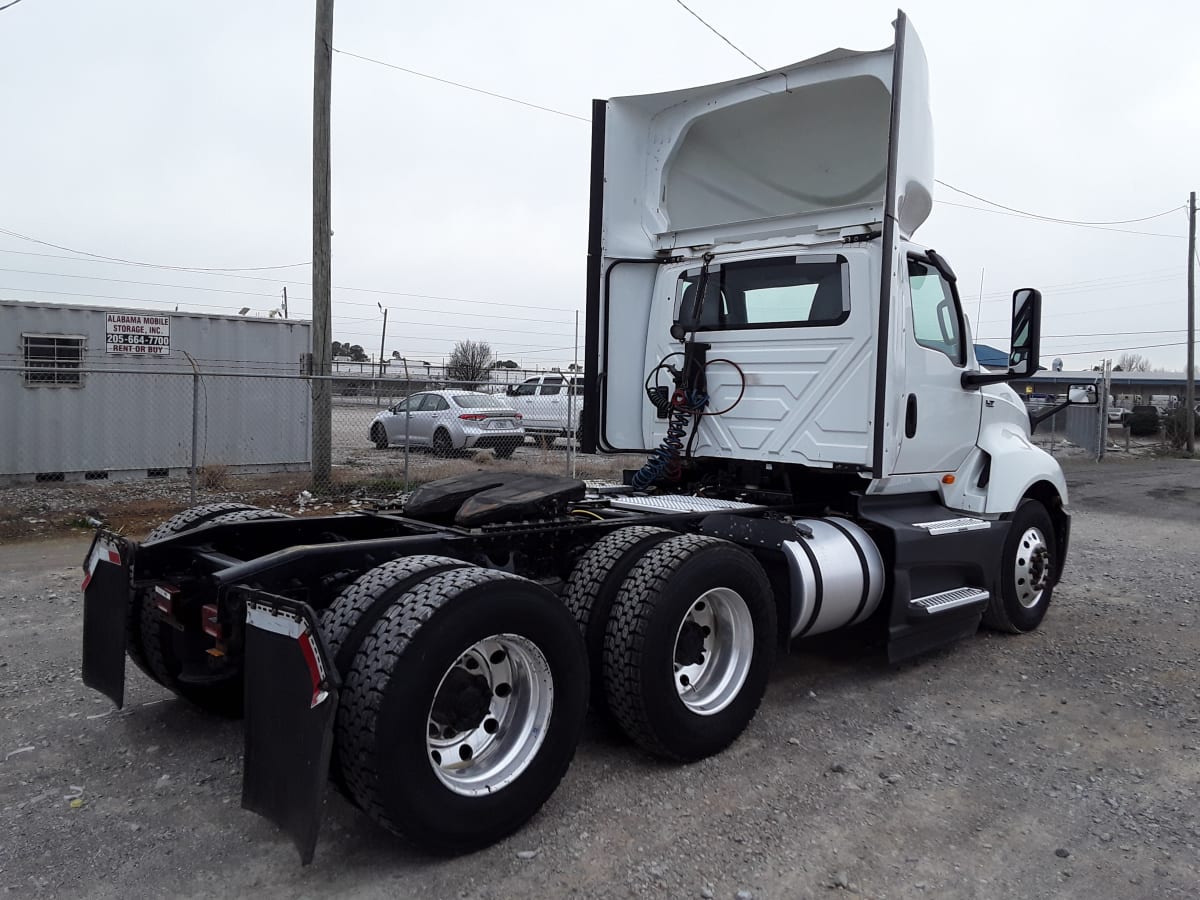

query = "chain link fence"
1;365;589;504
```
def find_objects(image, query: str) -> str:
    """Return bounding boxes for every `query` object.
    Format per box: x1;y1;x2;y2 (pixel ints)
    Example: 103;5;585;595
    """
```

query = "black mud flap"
81;530;133;708
239;589;340;866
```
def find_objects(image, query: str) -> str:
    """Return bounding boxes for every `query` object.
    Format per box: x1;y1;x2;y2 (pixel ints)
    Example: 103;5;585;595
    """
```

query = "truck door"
537;377;565;432
891;255;982;474
509;378;539;426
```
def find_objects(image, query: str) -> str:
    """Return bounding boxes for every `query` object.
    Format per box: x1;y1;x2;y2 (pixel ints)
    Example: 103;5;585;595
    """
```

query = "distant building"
1;300;311;484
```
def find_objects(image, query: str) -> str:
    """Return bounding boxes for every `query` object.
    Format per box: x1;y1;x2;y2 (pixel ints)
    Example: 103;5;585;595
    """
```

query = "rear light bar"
154;583;179;615
201;603;222;640
458;413;487;421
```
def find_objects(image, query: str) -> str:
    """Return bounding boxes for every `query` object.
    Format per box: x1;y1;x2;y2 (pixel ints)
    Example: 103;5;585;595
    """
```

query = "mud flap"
81;531;132;708
239;590;340;866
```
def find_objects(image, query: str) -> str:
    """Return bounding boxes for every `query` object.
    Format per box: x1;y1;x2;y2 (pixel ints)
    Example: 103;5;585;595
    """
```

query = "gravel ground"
1;457;1198;899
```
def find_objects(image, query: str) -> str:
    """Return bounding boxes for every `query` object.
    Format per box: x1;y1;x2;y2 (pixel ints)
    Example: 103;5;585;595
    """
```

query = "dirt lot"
1;457;1198;899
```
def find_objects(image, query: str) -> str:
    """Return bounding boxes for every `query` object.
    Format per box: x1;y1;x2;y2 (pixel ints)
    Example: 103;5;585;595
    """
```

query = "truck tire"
321;555;472;681
140;507;293;716
144;501;260;543
603;534;777;762
130;502;259;683
338;567;588;852
982;500;1056;634
562;526;676;715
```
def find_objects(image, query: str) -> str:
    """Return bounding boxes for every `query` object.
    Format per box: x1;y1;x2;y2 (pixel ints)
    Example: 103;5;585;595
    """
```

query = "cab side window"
512;380;537;397
540;378;563;396
908;259;965;366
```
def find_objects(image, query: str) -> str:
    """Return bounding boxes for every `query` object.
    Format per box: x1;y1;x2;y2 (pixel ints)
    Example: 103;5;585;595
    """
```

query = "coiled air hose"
631;387;708;490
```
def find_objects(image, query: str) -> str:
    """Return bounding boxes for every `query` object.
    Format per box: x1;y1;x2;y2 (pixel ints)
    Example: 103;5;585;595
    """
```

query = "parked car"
1123;405;1161;436
1107;406;1127;424
505;375;584;448
369;390;524;457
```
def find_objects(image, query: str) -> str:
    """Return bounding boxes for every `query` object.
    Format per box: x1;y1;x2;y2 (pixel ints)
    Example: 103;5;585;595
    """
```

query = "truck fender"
975;421;1068;516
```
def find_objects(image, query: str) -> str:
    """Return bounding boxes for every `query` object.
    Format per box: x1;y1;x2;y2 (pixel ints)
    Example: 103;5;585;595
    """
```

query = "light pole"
376;301;388;406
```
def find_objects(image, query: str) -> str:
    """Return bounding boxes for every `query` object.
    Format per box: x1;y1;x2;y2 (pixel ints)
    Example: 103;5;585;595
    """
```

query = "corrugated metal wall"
0;301;312;478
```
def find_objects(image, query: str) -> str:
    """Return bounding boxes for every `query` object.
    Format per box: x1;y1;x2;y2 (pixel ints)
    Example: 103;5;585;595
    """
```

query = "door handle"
905;394;918;438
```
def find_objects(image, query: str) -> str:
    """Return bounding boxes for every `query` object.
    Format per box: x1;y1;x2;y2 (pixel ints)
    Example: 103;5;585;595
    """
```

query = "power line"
0;0;26;11
333;48;591;122
0;287;574;337
0;227;308;273
0;247;579;313
935;181;1183;226
935;200;1187;239
0;266;574;324
669;0;766;71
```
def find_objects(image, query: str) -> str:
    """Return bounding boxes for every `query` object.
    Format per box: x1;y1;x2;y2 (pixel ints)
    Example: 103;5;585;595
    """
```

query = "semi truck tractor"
79;10;1095;864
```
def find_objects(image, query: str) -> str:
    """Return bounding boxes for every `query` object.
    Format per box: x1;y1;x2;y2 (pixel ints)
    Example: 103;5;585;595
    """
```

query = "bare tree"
1115;352;1151;372
447;340;496;388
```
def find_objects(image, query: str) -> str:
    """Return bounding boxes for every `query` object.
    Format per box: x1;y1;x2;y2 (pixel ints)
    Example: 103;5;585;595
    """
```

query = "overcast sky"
2;0;1197;371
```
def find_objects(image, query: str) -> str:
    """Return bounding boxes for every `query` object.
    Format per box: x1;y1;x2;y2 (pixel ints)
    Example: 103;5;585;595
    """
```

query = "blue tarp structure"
973;344;1009;369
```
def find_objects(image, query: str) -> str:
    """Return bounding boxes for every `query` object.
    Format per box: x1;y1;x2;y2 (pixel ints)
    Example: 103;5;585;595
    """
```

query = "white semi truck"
79;11;1093;864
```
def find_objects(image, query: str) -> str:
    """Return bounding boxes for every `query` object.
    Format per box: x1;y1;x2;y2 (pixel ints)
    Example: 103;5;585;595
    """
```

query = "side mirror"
962;287;1043;389
1067;384;1098;405
1007;288;1042;377
505;384;517;396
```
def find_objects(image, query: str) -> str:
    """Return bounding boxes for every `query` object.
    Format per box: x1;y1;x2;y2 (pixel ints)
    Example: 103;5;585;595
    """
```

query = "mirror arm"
961;369;1021;389
1028;398;1074;433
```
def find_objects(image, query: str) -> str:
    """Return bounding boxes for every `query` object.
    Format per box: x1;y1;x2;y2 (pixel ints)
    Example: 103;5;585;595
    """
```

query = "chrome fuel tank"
782;517;884;638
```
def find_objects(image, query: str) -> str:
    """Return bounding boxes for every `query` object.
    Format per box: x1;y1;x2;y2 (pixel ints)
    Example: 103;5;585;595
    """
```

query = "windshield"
453;394;506;409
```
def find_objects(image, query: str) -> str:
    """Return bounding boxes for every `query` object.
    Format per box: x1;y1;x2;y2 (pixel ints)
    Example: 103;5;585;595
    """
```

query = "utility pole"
377;302;388;406
281;286;289;319
1187;191;1196;455
311;0;335;488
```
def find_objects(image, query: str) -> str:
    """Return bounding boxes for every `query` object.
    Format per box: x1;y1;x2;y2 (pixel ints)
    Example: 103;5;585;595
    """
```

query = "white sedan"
370;390;524;458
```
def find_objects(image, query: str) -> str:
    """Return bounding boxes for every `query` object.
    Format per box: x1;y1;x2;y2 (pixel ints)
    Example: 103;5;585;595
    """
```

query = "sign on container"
105;312;171;355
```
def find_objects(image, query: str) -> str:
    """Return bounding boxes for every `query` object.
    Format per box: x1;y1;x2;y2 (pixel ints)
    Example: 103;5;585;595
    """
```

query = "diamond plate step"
911;517;991;535
908;587;989;618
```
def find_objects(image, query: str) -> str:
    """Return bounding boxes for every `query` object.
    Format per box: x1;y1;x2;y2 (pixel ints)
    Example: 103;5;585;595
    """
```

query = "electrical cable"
669;0;766;71
334;48;590;122
0;0;26;11
0;227;307;272
934;200;1187;239
934;181;1183;226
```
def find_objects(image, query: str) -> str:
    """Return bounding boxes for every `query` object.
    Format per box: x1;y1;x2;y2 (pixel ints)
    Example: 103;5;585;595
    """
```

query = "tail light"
458;413;487;421
201;603;222;640
514;413;522;420
154;584;179;615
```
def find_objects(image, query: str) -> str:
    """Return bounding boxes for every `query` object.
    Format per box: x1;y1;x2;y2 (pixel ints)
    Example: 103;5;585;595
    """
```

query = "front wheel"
337;567;588;852
983;500;1056;633
603;534;777;762
493;440;519;459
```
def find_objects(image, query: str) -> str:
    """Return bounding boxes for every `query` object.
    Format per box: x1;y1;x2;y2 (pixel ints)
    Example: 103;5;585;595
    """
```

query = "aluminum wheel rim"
672;587;755;716
1013;526;1050;609
426;633;554;797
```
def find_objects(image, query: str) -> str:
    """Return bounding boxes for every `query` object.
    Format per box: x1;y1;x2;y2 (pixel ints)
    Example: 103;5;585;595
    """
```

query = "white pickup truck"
505;375;583;447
